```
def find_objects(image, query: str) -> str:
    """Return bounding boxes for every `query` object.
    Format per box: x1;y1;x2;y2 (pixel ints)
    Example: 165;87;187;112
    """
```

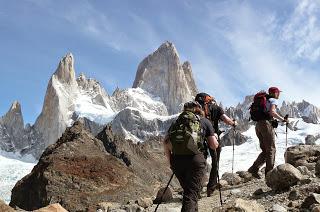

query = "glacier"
0;151;36;204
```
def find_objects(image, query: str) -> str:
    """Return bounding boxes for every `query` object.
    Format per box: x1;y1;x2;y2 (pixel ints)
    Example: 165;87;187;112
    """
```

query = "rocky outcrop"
132;41;198;114
305;134;320;145
10;122;134;211
111;107;176;142
285;145;320;170
220;129;248;147
266;163;303;191
34;53;78;148
9;121;174;211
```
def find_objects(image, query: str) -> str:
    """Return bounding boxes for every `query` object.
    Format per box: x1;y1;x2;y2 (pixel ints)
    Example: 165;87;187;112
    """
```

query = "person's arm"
163;135;172;163
207;134;219;150
269;105;287;122
220;114;237;127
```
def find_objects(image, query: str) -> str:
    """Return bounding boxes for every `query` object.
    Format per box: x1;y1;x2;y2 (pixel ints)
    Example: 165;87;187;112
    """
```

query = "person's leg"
207;146;221;196
262;122;276;176
181;154;206;212
248;122;267;176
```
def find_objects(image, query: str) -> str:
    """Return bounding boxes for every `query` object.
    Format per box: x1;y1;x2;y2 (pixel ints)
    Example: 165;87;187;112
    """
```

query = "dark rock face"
220;129;249;147
265;164;303;191
9;122;152;211
285;145;320;170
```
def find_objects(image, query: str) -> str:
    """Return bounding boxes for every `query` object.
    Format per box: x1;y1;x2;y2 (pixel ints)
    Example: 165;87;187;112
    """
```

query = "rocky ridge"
9;121;174;211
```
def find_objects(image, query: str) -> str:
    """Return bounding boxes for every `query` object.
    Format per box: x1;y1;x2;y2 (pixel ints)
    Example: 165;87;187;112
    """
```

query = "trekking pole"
231;121;236;186
214;148;223;206
154;173;174;212
284;115;289;148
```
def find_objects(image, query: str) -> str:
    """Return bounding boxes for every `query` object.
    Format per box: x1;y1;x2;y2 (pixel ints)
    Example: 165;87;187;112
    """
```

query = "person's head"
195;93;216;106
268;87;281;99
183;101;203;115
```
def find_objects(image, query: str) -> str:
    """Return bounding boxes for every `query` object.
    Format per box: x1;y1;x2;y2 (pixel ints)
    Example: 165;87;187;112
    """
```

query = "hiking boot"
248;171;261;179
207;184;221;197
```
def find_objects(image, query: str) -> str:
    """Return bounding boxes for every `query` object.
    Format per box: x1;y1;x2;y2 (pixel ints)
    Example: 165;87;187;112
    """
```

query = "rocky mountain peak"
53;53;76;85
132;41;198;114
2;101;24;130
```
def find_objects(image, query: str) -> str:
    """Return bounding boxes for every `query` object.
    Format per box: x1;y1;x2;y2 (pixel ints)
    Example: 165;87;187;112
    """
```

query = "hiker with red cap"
248;87;289;179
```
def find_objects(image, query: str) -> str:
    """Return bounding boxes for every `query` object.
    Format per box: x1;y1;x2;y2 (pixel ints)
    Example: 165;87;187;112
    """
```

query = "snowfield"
0;118;319;204
0;151;36;203
219;118;320;175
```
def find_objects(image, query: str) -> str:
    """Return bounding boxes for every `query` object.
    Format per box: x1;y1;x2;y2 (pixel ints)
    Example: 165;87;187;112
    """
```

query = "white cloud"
281;0;320;61
189;1;320;107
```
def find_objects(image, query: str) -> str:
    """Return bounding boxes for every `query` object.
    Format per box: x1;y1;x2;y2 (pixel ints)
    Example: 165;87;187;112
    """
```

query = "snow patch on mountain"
74;93;115;125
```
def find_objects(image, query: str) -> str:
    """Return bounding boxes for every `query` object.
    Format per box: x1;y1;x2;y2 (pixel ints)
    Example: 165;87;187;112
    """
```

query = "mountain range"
0;41;319;159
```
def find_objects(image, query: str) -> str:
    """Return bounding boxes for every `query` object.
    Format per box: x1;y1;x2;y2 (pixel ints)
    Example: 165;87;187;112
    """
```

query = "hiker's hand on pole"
283;114;289;123
232;119;237;128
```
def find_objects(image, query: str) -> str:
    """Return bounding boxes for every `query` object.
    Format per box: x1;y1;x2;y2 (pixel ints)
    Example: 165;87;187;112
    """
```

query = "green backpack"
168;111;204;155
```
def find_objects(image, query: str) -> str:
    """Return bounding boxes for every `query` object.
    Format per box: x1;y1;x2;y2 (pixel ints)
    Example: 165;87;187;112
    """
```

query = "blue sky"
1;0;320;124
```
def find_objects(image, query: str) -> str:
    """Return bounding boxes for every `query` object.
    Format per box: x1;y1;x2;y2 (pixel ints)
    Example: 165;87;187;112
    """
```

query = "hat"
183;101;202;111
268;87;282;94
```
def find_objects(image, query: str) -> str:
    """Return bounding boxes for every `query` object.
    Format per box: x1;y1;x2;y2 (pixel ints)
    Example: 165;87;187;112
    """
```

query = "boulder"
153;187;173;204
266;163;303;191
136;197;153;208
301;193;320;210
217;198;265;212
236;171;254;182
289;189;300;201
306;135;317;145
285;145;320;170
221;172;242;185
271;204;287;212
9;121;156;211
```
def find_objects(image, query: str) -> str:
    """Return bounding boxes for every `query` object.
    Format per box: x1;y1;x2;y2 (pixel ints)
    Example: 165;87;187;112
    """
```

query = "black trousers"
207;146;221;190
171;154;206;212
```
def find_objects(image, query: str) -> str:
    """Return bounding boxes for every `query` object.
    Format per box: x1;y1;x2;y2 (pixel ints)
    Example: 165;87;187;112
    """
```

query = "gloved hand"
232;120;238;127
283;114;289;123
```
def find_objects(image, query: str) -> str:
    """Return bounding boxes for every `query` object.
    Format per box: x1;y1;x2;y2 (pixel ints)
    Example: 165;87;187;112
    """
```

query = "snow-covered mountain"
0;42;198;158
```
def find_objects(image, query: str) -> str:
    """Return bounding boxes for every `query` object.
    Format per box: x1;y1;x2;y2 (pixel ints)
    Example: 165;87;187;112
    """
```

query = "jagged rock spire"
34;53;79;147
132;41;198;114
54;53;76;85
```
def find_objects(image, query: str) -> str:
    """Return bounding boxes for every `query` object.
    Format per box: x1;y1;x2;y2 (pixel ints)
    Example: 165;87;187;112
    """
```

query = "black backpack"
250;92;272;121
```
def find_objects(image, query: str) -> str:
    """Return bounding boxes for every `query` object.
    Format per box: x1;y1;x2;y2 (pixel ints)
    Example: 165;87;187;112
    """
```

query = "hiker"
248;87;289;178
163;101;219;212
194;93;237;197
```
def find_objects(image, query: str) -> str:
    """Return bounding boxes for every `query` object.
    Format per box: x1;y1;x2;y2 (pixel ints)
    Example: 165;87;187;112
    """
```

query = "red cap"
268;87;281;94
